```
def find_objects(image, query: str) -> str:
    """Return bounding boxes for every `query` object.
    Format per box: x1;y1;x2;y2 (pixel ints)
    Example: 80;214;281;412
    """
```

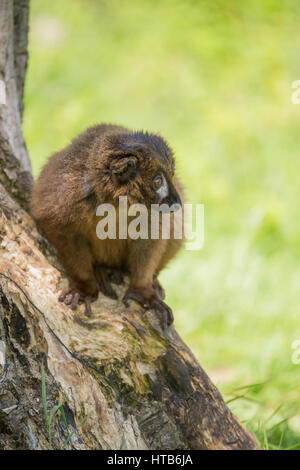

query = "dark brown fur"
30;124;184;327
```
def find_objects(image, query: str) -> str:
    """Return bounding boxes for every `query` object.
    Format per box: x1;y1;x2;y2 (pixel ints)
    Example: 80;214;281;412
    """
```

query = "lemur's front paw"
58;288;98;317
123;287;174;329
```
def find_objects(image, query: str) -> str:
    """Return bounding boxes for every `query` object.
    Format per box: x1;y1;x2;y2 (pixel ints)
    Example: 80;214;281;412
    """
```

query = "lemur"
30;124;184;328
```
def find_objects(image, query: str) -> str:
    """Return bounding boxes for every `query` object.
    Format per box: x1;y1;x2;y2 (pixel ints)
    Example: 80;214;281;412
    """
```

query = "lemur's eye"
153;175;163;189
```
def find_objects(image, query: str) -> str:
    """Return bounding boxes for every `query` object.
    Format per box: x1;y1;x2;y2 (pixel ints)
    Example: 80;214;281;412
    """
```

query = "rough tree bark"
0;0;259;450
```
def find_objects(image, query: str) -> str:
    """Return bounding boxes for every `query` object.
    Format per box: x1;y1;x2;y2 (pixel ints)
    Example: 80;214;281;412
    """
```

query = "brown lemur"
30;124;184;328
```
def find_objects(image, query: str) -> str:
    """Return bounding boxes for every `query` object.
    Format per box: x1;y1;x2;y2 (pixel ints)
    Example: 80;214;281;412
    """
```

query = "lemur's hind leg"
107;267;127;286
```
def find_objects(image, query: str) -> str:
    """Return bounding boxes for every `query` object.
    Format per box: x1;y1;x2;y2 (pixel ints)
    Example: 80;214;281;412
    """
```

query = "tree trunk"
0;0;259;450
0;0;32;210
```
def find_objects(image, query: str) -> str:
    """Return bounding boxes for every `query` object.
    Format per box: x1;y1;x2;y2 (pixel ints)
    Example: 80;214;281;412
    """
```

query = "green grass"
24;0;300;449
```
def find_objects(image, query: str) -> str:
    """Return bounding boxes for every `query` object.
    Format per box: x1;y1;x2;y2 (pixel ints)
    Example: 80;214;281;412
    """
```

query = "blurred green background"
24;0;300;449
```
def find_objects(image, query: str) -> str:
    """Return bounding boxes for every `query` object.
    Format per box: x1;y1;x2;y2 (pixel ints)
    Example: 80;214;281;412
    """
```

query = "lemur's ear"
110;156;138;182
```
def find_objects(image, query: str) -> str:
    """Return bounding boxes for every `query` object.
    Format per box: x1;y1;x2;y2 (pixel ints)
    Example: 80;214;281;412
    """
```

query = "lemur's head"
89;130;182;211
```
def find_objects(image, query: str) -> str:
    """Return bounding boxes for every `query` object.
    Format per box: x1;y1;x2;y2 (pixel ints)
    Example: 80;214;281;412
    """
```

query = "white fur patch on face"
156;173;169;202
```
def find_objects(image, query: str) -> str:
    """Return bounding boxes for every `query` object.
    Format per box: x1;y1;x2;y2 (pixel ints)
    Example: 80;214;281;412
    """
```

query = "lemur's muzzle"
158;184;182;213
